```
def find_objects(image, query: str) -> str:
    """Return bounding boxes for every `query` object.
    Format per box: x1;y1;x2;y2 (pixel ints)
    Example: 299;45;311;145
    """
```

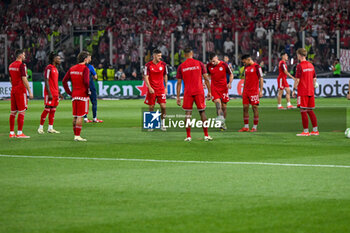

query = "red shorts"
297;95;315;109
277;78;290;90
183;93;206;111
72;100;89;117
44;95;59;107
242;92;260;105
11;92;27;112
212;88;229;103
144;92;166;105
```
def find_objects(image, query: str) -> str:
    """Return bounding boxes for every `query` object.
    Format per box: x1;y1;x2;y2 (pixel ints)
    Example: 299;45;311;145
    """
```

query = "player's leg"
296;96;311;136
222;102;227;119
307;96;318;135
160;102;166;131
277;89;284;109
239;104;250;132
251;105;259;132
285;87;294;109
214;99;224;118
9;93;17;137
48;104;59;133
38;105;50;134
185;110;192;141
16;93;30;138
195;94;211;140
199;110;212;141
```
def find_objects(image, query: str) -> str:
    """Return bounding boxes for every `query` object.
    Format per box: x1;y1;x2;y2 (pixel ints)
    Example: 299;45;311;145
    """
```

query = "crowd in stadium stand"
0;0;349;80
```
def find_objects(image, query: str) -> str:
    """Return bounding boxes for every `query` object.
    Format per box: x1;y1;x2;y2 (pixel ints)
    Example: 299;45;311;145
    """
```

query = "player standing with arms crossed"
9;49;33;138
207;52;234;130
277;51;296;109
176;47;212;141
62;51;90;141
144;49;168;131
292;48;319;136
238;54;263;132
38;51;63;134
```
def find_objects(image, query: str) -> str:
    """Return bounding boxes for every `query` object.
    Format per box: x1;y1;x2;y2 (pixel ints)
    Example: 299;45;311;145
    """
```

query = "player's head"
184;47;193;58
77;51;91;64
280;51;288;61
296;48;307;61
49;51;61;65
15;49;25;61
223;55;229;63
209;52;219;65
152;49;162;63
241;54;252;66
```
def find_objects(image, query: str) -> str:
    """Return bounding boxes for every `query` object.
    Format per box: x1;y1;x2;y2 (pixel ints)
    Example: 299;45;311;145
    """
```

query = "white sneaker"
160;126;167;131
147;129;154;132
184;137;192;142
48;129;60;134
37;128;44;134
74;136;87;141
204;136;213;141
220;122;227;131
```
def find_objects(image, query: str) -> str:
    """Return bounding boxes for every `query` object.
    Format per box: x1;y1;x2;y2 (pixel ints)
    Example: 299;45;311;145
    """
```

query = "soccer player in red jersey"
207;53;234;130
144;49;168;131
38;51;63;134
277;51;296;109
292;48;319;136
238;54;264;132
62;51;90;141
9;49;33;138
176;47;212;141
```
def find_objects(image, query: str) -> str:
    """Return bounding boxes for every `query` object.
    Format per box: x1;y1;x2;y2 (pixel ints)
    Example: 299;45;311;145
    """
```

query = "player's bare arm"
93;74;97;80
44;74;52;100
259;77;264;98
228;73;234;89
203;73;211;99
283;69;295;81
22;76;33;99
164;74;168;95
292;79;300;98
144;75;154;94
176;79;182;106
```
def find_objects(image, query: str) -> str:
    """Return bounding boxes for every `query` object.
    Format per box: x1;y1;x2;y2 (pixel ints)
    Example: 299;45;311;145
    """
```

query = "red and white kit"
144;60;168;105
62;64;90;117
44;64;60;106
277;60;289;90
242;63;263;105
176;58;207;111
207;61;232;103
296;61;316;109
9;61;28;112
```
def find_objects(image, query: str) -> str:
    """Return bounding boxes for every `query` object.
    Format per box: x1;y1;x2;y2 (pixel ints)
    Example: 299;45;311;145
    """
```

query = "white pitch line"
0;154;350;169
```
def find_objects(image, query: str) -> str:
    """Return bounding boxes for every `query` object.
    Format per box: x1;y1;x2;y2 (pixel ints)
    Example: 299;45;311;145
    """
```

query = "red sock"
244;116;249;124
40;108;50;125
301;110;308;129
203;127;209;137
17;111;25;131
9;112;16;131
254;117;259;125
49;108;56;125
75;125;82;136
307;110;317;128
186;128;191;138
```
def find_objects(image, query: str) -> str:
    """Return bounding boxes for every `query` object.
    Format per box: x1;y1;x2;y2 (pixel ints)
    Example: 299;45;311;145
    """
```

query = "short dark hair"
241;54;251;60
184;47;192;54
77;51;90;63
49;51;59;64
15;49;24;58
153;49;161;54
280;51;287;57
208;52;217;61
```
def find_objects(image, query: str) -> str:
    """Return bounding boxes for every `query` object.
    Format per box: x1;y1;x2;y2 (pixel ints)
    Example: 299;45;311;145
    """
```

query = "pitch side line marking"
0;154;350;168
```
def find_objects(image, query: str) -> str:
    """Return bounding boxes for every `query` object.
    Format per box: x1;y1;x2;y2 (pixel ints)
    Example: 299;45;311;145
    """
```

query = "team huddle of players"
8;47;319;141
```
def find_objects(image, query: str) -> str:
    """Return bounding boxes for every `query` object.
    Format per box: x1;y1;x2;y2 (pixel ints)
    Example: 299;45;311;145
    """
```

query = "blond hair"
296;48;307;57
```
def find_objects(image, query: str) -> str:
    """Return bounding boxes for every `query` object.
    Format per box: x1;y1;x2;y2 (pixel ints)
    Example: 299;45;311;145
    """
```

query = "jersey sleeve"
282;62;287;71
19;63;27;77
163;62;168;75
255;64;263;78
88;64;97;76
62;69;72;96
223;62;233;75
200;62;207;74
83;67;90;88
144;63;150;76
295;64;302;79
44;66;51;80
176;65;182;79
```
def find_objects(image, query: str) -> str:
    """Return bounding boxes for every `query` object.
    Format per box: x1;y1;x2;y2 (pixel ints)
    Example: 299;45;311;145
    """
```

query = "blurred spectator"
223;38;234;55
332;59;341;77
116;68;126;80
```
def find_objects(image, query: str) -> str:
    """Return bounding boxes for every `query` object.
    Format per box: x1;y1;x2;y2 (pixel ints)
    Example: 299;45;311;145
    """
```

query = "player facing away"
207;52;234;130
176;47;213;141
84;56;103;123
238;54;264;132
9;49;34;138
38;51;63;134
62;51;91;141
144;49;168;131
277;51;296;109
292;48;319;136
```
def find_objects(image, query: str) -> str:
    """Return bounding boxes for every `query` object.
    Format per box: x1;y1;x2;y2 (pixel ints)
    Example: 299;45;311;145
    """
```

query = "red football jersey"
244;62;262;94
278;60;287;79
144;61;167;93
44;64;59;97
207;61;231;90
295;61;316;96
9;61;27;94
62;64;90;99
176;58;207;96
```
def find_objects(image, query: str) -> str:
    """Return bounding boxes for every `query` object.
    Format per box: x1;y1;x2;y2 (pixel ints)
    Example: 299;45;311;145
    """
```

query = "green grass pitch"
0;98;349;233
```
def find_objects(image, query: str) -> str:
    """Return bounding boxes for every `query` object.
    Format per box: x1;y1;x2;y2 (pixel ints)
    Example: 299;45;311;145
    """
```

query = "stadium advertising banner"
0;78;348;98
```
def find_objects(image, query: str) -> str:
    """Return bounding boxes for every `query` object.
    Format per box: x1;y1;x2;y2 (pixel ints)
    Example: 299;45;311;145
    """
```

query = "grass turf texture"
0;98;349;233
